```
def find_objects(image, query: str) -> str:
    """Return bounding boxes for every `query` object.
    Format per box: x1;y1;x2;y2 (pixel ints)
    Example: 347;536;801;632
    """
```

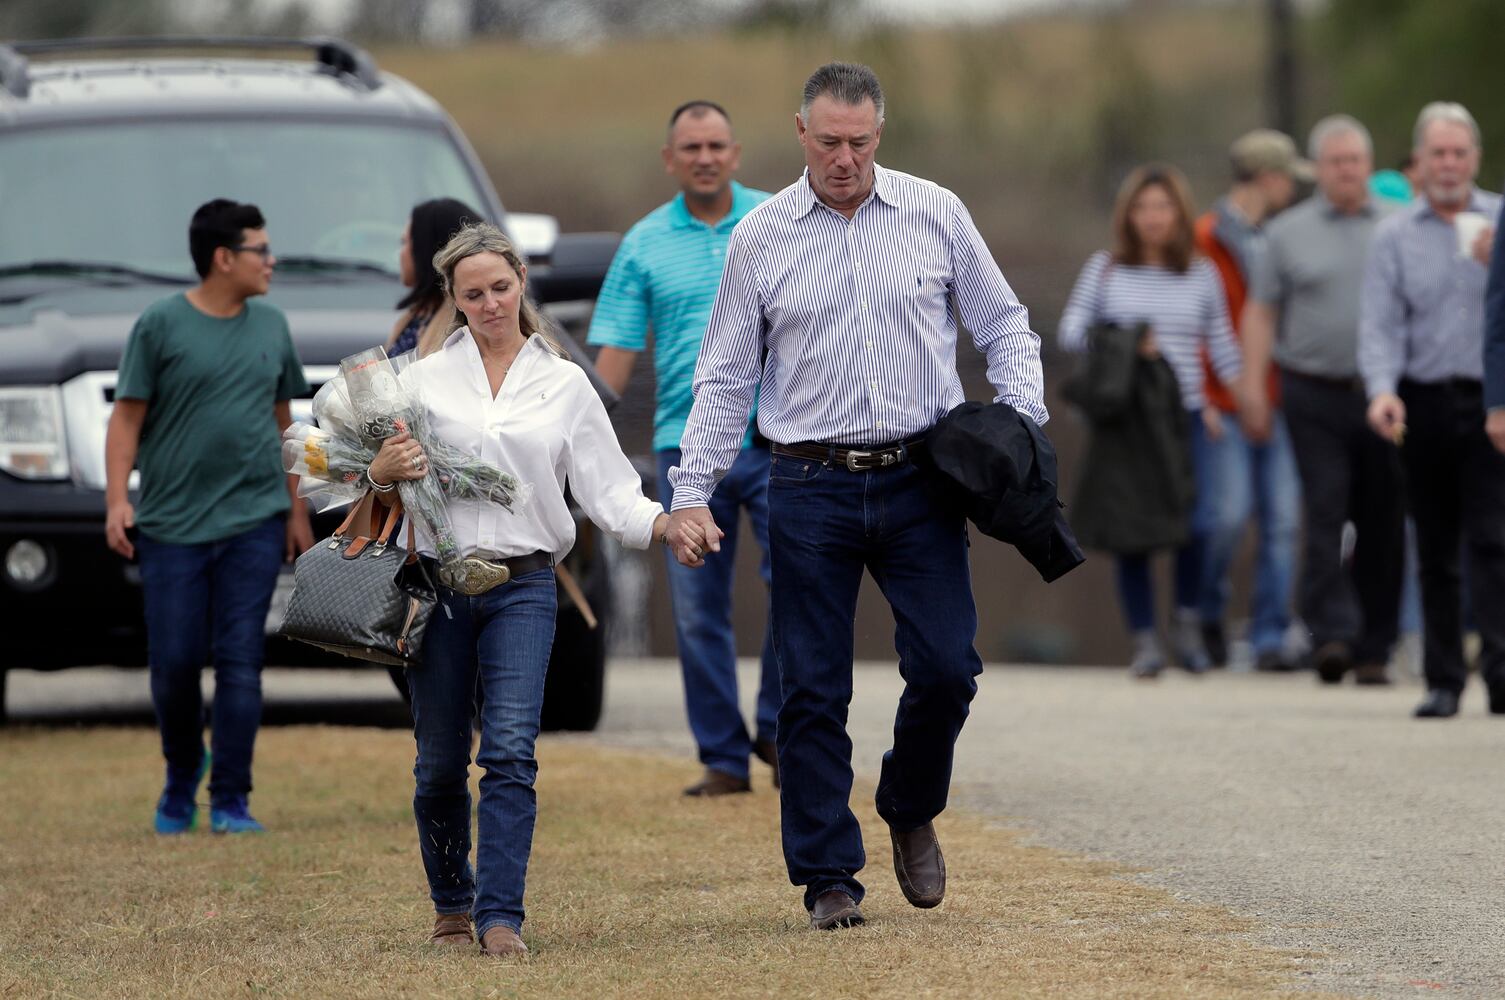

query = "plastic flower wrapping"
282;346;532;568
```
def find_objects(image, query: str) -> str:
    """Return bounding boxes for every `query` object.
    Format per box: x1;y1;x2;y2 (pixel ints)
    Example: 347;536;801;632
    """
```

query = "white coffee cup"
1455;211;1490;259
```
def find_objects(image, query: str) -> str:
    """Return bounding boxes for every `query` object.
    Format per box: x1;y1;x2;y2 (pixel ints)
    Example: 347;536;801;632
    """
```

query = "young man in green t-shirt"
105;199;312;834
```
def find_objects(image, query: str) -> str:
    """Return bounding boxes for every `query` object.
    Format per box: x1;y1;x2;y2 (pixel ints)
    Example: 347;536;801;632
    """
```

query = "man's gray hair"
1413;101;1481;150
1307;114;1373;160
799;62;884;126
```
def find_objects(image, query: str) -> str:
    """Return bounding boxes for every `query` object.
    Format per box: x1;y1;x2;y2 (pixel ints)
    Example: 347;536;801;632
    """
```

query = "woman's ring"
411;456;422;470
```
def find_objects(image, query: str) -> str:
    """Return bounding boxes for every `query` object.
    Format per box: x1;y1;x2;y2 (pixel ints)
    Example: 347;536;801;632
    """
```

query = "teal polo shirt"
588;181;770;452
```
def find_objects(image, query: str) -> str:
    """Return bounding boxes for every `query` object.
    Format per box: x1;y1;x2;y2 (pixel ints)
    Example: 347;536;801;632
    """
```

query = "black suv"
0;37;623;728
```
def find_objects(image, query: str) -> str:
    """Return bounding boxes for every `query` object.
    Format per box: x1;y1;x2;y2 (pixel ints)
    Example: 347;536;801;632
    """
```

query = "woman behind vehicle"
367;223;670;956
1058;164;1244;678
388;198;481;358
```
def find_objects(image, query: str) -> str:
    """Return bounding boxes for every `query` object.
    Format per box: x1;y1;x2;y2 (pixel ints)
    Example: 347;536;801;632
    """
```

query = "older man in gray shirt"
1358;101;1505;720
1244;115;1404;688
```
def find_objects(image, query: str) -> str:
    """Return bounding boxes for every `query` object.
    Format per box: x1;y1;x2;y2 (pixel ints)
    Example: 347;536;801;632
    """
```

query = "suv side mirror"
507;212;560;260
528;232;622;305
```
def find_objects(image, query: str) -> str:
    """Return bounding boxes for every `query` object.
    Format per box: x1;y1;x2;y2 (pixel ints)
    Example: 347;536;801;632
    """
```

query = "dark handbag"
1061;322;1148;421
277;491;436;667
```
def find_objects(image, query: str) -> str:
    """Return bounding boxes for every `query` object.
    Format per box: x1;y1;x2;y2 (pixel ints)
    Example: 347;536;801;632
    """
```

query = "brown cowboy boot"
430;912;473;947
480;924;529;958
682;768;751;797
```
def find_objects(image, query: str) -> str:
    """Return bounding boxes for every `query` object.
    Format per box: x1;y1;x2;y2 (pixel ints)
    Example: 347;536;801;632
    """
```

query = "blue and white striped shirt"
668;163;1047;509
1058;251;1241;411
1358;187;1503;399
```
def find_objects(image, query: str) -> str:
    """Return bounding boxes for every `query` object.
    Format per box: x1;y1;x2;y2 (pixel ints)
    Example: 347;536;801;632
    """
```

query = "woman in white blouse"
1058;164;1243;678
369;223;668;957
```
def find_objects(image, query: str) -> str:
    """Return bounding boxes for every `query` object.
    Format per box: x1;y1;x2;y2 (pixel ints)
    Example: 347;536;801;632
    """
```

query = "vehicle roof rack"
0;36;383;98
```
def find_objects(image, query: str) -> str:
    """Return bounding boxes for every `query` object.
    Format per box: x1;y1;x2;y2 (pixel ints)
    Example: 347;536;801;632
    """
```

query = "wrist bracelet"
367;464;396;493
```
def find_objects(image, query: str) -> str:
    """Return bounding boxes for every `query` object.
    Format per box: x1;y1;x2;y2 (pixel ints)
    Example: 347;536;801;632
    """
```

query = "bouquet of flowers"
283;346;531;567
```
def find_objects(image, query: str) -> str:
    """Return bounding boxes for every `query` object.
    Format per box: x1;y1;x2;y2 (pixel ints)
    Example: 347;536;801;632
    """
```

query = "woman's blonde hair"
432;223;566;356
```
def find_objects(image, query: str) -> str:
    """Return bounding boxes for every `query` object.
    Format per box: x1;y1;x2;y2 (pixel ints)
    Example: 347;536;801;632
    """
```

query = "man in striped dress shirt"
1360;101;1505;720
664;62;1048;930
588;101;779;798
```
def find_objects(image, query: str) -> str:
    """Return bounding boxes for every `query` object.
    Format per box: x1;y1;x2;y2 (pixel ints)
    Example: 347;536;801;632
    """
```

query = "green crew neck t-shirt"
115;293;309;545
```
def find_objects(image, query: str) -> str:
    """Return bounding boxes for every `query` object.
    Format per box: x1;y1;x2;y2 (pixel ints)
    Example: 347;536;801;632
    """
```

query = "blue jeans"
1115;413;1208;631
657;447;780;780
767;455;981;909
136;515;285;806
1197;412;1300;654
406;569;556;938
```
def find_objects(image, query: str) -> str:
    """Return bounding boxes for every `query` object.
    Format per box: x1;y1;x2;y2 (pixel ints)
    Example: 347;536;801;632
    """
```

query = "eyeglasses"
232;244;273;259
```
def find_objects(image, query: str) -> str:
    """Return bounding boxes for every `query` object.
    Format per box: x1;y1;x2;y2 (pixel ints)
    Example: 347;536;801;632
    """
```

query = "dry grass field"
0;725;1342;999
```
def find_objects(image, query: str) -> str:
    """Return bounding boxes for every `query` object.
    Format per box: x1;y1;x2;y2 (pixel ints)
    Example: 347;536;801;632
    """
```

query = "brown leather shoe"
682;768;751;797
430;912;473;947
480;924;528;958
808;889;864;930
753;738;780;790
890;820;946;909
1353;663;1393;686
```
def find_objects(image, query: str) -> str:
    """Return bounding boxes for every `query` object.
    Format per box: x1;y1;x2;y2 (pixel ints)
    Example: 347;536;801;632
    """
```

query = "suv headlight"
0;387;69;480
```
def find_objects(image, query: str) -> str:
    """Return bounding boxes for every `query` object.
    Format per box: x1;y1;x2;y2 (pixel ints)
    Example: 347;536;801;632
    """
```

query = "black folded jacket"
920;400;1086;583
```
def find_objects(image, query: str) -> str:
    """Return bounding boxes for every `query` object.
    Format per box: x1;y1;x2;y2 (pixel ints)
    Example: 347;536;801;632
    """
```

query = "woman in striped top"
1059;164;1243;676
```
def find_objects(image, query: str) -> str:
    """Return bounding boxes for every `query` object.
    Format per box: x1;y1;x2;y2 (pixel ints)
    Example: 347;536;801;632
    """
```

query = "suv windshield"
0;119;490;279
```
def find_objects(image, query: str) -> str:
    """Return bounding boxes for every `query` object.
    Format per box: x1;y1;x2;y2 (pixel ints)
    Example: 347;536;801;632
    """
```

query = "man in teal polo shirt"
105;199;311;834
589;101;776;796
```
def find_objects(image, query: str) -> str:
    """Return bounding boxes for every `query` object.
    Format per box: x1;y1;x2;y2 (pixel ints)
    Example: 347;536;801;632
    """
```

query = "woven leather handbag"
277;491;435;667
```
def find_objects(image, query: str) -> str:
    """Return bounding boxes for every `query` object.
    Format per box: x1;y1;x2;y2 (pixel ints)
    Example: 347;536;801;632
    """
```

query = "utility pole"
1268;0;1299;136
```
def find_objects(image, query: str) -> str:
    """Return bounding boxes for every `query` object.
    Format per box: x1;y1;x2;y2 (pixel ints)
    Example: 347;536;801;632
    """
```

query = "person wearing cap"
1359;101;1505;719
1193;128;1309;672
1240;115;1404;687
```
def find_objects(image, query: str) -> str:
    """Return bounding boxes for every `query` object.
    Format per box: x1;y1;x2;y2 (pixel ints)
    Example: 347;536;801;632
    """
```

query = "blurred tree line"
1323;0;1505;173
5;0;1502;179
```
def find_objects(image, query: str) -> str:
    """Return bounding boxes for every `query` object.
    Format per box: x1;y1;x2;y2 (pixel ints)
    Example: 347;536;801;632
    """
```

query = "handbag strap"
374;494;406;547
332;490;408;545
333;490;377;539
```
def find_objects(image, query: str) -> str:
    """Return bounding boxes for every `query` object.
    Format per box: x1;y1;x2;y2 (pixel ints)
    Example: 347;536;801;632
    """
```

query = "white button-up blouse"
402;327;662;561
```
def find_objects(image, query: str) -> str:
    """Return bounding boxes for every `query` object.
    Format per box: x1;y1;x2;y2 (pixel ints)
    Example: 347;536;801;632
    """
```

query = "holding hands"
664;506;724;568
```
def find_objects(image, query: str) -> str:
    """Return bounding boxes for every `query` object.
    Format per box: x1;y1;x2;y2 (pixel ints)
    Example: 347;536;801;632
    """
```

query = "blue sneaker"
210;799;265;834
154;794;197;835
153;751;211;835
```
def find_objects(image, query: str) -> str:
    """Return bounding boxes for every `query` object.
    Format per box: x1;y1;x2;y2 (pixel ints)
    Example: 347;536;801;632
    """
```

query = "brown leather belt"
772;437;925;472
437;551;552;596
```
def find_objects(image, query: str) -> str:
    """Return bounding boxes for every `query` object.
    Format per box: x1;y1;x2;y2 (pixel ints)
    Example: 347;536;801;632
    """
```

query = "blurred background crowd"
6;0;1500;670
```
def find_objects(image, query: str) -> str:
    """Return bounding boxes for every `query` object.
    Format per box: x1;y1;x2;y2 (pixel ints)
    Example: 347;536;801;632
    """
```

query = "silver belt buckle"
845;448;902;471
440;557;511;595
